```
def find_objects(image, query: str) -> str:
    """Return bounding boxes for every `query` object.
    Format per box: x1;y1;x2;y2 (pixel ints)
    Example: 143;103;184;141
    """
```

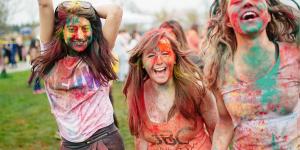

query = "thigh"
99;131;124;150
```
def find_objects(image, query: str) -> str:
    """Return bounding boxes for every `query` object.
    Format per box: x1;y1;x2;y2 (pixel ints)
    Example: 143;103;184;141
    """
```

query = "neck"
144;78;175;98
67;48;80;57
235;30;273;53
152;78;175;93
233;30;277;81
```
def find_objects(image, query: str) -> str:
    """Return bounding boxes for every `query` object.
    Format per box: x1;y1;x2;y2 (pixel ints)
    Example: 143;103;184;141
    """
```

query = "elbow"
111;5;123;20
38;0;51;8
216;116;234;132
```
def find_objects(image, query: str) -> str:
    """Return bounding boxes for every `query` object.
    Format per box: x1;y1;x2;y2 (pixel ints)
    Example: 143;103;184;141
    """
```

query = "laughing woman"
123;29;217;150
204;0;300;149
33;0;124;149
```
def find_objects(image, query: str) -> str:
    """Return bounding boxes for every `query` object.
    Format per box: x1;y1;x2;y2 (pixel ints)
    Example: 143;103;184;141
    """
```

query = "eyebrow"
65;25;90;28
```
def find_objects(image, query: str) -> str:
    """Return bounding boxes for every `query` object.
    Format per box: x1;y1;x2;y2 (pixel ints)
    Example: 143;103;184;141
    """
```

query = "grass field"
0;71;134;150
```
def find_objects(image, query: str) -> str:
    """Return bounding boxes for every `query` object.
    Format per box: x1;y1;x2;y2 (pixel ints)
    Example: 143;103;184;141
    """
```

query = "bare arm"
135;137;148;150
37;0;54;43
94;4;123;50
211;90;234;150
200;89;218;139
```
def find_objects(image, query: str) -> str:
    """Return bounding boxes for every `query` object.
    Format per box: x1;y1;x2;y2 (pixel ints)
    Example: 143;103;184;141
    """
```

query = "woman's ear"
226;22;232;28
225;16;233;28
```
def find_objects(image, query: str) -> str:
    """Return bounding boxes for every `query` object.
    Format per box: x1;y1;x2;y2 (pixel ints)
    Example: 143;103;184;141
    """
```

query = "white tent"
122;10;155;25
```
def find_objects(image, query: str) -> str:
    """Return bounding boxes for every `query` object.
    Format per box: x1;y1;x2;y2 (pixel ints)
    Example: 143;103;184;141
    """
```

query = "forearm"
95;4;123;50
212;120;234;150
201;89;218;140
37;0;52;7
94;4;123;20
37;0;54;43
135;137;148;150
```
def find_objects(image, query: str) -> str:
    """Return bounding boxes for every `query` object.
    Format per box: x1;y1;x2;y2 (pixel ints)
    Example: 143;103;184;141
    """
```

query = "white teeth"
74;41;85;45
154;67;166;72
242;11;257;20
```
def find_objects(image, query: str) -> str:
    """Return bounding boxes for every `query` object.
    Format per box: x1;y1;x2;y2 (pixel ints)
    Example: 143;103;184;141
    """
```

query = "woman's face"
63;16;93;52
226;0;271;36
142;38;176;85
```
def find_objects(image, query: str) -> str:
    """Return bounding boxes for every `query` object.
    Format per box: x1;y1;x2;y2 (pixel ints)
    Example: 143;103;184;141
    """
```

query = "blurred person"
123;29;217;149
2;44;11;65
9;38;18;68
16;36;24;62
186;24;200;53
0;45;7;78
128;30;141;50
28;39;44;94
160;20;204;70
204;0;300;149
28;38;39;86
32;0;124;149
113;30;130;81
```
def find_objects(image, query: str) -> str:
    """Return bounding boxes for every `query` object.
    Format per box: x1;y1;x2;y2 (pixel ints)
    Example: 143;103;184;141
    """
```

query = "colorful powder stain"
241;21;263;34
242;44;281;106
271;133;280;150
255;57;280;106
243;44;271;78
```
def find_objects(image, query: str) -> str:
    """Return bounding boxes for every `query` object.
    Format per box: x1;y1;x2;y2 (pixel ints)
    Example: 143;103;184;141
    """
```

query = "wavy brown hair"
123;29;206;136
204;0;300;91
159;20;189;50
32;1;117;83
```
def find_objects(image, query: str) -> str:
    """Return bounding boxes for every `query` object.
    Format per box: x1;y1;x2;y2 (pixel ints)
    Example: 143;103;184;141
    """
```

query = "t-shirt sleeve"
40;39;56;54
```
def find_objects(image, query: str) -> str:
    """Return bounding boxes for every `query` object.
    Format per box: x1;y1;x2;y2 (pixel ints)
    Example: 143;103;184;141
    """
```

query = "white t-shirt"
42;42;114;142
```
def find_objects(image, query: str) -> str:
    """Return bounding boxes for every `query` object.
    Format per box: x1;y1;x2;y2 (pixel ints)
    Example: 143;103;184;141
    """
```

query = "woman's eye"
147;54;155;58
68;27;75;32
162;52;169;56
68;26;78;33
81;26;89;32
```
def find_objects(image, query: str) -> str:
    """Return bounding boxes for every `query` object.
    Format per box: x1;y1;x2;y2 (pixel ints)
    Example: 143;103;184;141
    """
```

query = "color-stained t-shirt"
44;55;114;143
221;43;300;149
140;91;211;150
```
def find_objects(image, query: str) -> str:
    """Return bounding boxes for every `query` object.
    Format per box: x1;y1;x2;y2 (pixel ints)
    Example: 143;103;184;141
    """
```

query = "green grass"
0;71;134;150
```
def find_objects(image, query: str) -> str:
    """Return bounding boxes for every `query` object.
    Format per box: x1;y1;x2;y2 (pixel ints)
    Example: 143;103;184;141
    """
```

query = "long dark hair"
32;1;117;83
123;29;206;136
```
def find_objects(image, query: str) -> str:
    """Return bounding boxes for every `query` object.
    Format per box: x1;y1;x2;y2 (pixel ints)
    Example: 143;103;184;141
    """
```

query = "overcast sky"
7;0;300;25
7;0;212;25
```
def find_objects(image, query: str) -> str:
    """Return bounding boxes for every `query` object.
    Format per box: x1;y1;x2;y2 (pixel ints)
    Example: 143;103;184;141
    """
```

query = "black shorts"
60;124;124;150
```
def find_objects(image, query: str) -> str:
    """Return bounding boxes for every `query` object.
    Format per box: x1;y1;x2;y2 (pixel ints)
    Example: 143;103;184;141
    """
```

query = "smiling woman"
204;0;300;149
141;38;176;85
31;0;124;149
123;29;218;150
63;16;93;53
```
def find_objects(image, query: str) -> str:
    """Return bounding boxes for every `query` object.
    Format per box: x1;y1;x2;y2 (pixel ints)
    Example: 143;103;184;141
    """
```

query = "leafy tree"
0;1;8;34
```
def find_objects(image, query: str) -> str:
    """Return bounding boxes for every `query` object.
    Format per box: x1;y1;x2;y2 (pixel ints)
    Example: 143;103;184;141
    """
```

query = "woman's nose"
155;55;163;64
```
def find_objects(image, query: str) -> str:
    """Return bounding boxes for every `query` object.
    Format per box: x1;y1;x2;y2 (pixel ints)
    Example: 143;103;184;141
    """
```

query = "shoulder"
278;42;300;63
278;42;300;56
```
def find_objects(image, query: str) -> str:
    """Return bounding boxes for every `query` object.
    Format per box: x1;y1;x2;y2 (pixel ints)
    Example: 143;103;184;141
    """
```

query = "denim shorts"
60;124;124;150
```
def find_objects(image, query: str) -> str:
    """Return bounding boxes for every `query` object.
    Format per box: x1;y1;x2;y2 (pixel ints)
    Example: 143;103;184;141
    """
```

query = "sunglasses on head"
61;0;92;9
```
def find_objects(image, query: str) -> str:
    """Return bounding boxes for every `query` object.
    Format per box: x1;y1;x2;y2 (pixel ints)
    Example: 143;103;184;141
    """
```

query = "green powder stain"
271;133;280;150
243;44;270;72
241;21;263;34
257;2;267;10
243;43;281;106
280;107;287;115
255;57;280;106
68;16;80;24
